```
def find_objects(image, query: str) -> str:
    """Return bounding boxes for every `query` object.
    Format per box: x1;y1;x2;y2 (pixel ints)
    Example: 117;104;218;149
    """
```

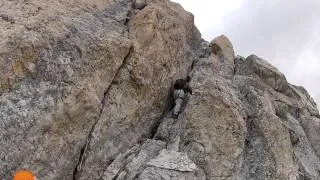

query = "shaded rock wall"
0;0;319;179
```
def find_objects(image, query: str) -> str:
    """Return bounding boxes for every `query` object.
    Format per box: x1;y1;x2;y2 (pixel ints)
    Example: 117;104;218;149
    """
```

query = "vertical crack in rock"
149;92;175;139
73;46;133;180
150;111;169;139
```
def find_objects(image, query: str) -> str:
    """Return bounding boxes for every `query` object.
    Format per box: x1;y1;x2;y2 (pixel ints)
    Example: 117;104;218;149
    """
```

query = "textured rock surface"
147;149;197;172
1;0;320;180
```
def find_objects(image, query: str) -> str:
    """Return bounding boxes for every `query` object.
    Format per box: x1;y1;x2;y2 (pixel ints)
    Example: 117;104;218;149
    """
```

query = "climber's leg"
173;98;183;118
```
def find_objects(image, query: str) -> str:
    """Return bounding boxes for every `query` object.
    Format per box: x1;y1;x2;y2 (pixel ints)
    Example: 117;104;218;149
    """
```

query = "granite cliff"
0;0;319;179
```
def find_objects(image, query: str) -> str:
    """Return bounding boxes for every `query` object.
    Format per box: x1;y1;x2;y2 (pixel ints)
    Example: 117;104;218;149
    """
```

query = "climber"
172;76;192;119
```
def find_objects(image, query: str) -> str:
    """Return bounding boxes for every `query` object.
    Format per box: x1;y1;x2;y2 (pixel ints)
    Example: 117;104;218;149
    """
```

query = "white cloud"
171;0;242;39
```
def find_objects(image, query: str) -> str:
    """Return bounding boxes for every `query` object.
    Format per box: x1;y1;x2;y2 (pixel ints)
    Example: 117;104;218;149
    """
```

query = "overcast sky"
172;0;320;110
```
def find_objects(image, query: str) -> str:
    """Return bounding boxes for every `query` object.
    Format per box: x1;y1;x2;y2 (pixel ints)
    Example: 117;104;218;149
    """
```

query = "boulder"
210;35;235;63
134;0;147;10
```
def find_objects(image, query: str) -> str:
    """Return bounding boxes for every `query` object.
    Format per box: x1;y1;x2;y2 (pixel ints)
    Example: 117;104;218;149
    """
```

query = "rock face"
0;0;319;180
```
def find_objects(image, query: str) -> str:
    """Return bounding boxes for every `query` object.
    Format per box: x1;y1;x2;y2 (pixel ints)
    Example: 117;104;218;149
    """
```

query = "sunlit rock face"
0;0;319;179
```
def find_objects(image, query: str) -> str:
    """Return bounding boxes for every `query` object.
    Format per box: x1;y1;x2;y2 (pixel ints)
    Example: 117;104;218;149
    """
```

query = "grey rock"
133;0;147;10
101;139;166;180
76;0;201;178
210;35;235;64
138;166;206;180
118;139;166;179
102;144;141;180
235;55;292;95
0;0;319;179
154;112;188;150
147;149;197;172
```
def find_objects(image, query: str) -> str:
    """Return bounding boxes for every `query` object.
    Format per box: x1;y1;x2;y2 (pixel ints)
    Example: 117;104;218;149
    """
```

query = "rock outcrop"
0;0;319;179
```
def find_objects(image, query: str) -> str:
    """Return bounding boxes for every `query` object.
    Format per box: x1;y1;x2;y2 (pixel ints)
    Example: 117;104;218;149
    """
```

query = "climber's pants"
173;98;184;116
